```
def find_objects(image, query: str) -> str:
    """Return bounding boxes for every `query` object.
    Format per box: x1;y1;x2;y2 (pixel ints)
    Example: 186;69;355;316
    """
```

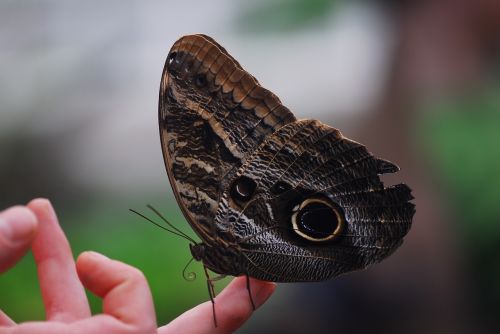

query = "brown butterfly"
157;34;414;324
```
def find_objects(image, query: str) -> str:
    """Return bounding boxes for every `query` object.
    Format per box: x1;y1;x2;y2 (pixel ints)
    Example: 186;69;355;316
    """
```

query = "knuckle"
133;323;157;334
126;266;147;282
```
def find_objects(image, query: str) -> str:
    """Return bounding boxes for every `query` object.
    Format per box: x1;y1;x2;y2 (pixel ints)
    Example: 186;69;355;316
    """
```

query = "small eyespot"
270;181;292;195
194;73;207;88
291;198;344;242
167;52;177;66
230;176;256;202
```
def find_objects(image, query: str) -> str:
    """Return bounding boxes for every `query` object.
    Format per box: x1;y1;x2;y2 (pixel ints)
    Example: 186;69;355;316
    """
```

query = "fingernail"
253;282;277;309
0;207;37;243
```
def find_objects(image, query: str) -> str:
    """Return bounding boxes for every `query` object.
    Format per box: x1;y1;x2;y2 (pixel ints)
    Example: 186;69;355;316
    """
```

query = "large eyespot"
194;73;207;88
230;176;256;202
291;197;344;242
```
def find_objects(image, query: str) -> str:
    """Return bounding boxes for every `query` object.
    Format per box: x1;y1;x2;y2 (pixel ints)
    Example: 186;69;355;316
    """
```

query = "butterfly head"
189;243;204;262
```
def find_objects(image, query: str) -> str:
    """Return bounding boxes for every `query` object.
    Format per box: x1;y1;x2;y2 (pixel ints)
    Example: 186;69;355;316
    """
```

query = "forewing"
159;35;296;241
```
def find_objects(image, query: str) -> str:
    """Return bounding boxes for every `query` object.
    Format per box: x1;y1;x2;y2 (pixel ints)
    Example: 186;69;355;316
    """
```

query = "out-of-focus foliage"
421;86;500;242
420;84;500;319
237;0;341;33
0;130;83;209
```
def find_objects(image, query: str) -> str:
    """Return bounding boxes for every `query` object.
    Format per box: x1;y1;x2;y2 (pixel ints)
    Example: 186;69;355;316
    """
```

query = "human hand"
0;199;276;334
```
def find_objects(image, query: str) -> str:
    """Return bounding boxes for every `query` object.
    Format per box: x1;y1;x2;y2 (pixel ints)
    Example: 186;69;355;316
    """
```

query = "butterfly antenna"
129;208;196;244
146;205;196;244
182;257;197;281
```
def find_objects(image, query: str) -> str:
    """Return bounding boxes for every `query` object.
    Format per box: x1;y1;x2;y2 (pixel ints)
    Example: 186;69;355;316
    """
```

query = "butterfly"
157;34;414;322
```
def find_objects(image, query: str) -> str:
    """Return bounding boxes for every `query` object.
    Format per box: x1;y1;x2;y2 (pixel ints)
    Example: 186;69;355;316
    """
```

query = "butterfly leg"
203;266;217;327
245;273;256;310
203;266;226;327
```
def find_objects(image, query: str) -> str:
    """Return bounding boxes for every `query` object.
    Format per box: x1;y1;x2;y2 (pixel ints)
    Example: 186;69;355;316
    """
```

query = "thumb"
0;206;38;273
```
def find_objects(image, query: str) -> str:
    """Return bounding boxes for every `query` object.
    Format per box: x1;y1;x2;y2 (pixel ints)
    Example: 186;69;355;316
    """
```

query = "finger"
0;310;15;326
76;251;157;334
28;198;90;322
0;206;37;273
0;315;134;334
0;321;71;334
160;276;276;334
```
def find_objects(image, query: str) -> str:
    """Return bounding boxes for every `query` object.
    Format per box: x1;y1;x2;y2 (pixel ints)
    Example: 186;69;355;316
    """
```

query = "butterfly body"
159;34;414;283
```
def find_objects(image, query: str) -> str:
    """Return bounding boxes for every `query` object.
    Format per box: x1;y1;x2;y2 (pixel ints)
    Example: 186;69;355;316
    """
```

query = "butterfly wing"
213;120;415;282
159;35;296;242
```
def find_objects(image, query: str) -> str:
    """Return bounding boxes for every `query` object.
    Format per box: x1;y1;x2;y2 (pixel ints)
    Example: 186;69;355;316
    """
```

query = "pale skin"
0;199;276;334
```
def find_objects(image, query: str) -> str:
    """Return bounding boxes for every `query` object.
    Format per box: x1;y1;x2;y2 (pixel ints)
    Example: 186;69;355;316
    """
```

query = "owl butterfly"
158;34;414;323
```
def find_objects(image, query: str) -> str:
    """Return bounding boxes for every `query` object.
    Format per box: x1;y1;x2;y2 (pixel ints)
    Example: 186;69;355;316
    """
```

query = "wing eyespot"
168;52;177;66
291;197;345;242
270;181;293;195
230;176;256;202
194;73;208;88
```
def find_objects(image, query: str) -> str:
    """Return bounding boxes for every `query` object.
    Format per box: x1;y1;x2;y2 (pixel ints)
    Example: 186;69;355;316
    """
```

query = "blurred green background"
1;0;500;333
